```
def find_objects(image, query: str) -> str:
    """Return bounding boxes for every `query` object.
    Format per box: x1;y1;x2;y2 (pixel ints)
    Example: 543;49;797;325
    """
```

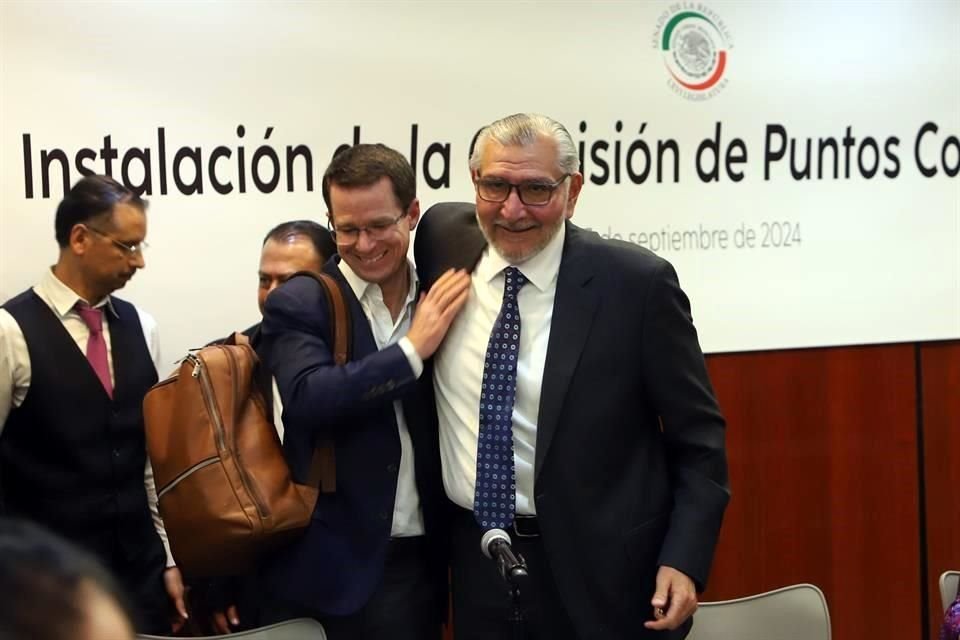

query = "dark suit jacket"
256;258;447;619
414;203;730;640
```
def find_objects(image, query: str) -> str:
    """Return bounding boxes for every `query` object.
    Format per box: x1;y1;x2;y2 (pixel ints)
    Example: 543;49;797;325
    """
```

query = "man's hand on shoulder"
644;565;698;631
406;269;470;359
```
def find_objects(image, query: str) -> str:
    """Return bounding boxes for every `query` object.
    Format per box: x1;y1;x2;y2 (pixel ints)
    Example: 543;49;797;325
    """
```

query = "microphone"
481;528;528;583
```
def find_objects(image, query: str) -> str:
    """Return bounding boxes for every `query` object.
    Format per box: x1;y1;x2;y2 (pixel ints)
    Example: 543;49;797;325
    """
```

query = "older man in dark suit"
414;113;730;640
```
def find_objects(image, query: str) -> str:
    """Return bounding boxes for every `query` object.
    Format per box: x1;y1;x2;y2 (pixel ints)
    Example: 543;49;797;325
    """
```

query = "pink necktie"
75;302;113;399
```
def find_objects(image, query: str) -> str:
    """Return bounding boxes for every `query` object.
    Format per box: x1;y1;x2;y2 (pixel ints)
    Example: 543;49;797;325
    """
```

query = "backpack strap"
289;271;352;495
315;273;350;366
288;270;351;365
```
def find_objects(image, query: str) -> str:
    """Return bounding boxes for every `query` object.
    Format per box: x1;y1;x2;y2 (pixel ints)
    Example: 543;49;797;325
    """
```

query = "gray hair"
469;113;580;176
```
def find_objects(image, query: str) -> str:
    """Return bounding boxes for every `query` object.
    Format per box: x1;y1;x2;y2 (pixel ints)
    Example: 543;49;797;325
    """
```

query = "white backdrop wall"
1;0;958;372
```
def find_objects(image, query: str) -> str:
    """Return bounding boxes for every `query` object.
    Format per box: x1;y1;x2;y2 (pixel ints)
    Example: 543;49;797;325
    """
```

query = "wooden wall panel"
921;341;960;635
702;345;922;640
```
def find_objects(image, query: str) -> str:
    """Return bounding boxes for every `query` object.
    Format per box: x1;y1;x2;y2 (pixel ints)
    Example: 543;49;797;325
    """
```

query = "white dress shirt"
434;224;565;515
0;268;174;566
338;259;426;537
271;378;285;443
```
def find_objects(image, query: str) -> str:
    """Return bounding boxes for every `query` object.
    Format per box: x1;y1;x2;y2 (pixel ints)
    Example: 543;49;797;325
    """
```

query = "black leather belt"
511;514;540;538
386;535;427;560
453;505;541;539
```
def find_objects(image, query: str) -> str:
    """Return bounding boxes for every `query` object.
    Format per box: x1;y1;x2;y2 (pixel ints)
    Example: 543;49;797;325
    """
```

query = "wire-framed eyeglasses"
85;225;149;256
327;211;407;245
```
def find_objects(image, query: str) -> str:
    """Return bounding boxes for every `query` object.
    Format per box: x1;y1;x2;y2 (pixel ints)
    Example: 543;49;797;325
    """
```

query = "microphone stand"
507;575;527;640
482;530;531;640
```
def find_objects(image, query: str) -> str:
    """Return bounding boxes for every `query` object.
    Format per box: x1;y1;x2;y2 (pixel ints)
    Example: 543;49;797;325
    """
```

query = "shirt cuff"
398;337;423;379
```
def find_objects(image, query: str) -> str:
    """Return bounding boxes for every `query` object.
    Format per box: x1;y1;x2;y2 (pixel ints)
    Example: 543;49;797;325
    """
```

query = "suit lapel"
534;223;600;483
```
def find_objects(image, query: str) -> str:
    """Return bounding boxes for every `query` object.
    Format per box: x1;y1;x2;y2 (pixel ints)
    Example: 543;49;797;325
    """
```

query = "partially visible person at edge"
0;517;137;640
414;113;730;639
256;143;470;639
0;175;187;633
942;585;960;640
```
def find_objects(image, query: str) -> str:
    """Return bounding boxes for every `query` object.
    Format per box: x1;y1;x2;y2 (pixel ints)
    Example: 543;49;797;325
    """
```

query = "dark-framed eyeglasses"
327;211;407;246
475;174;570;206
85;225;149;256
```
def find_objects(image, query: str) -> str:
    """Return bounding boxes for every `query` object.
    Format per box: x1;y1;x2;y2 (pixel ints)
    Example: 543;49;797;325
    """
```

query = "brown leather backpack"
144;272;349;577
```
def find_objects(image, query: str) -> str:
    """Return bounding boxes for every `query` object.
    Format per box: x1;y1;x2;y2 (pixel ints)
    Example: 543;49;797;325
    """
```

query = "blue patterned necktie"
474;266;527;530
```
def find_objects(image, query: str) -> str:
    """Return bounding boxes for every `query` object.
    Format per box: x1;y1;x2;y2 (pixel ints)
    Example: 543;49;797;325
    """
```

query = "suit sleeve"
640;260;730;591
259;276;417;435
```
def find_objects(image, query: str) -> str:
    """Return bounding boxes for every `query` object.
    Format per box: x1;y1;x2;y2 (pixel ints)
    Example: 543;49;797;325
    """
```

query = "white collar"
37;267;117;318
337;257;419;308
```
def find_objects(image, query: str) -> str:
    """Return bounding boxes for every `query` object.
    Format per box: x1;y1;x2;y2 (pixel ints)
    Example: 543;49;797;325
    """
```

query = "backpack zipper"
224;346;270;519
184;350;269;520
158;456;218;499
186;353;226;452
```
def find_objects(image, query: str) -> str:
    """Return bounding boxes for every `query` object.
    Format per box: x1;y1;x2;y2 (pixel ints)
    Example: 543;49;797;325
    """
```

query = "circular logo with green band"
654;5;732;100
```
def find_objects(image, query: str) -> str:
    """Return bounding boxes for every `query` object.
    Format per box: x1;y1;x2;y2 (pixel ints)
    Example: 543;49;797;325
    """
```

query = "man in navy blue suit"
258;144;470;640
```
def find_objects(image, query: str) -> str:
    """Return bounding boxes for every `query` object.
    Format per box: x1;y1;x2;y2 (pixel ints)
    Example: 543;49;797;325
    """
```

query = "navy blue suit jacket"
257;258;447;618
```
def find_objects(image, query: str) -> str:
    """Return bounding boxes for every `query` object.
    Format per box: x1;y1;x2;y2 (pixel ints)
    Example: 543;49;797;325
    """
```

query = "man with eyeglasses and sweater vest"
0;175;187;634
